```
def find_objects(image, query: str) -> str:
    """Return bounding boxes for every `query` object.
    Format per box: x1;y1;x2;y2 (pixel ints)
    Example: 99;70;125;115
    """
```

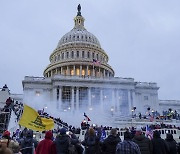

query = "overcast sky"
0;0;180;100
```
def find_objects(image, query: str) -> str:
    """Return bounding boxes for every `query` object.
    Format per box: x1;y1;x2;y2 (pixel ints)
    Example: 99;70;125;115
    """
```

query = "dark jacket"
54;134;70;154
165;134;177;154
133;134;153;154
102;135;121;154
82;135;99;154
151;131;169;154
20;130;38;154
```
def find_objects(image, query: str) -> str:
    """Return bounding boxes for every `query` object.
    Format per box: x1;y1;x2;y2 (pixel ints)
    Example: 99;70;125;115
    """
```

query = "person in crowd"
151;130;169;154
0;130;14;149
177;141;180;154
69;131;83;154
53;127;71;154
19;130;38;154
102;128;121;154
165;133;177;154
36;130;54;154
0;144;12;154
116;131;141;154
82;127;101;154
132;128;153;154
9;141;22;154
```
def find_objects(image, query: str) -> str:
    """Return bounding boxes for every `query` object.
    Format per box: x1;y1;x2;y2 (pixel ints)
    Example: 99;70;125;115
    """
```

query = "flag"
92;59;100;65
84;112;91;121
145;125;153;140
19;105;54;131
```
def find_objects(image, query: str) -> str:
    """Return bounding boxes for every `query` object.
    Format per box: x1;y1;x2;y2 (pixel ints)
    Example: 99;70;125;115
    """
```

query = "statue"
77;4;81;16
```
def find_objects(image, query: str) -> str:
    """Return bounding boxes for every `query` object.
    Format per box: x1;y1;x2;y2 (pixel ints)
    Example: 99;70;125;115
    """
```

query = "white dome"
57;28;101;48
57;12;101;48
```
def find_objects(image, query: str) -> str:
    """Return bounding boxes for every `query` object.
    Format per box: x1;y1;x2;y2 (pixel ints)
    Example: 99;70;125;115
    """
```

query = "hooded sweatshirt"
36;131;54;154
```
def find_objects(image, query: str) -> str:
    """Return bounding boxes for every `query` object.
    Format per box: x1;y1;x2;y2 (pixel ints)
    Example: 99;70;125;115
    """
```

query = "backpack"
20;138;33;154
68;144;77;154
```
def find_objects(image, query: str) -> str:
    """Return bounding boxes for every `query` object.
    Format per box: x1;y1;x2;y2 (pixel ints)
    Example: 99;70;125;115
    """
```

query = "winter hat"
3;130;10;137
45;131;53;139
153;130;160;138
60;128;67;135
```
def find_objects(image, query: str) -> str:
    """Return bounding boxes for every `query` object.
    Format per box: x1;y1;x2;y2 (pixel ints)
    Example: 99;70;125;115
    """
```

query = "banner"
19;105;54;131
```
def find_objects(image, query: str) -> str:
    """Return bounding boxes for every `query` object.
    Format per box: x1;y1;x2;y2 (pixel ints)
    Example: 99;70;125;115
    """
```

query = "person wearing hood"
151;130;169;154
102;128;121;154
132;128;153;154
165;133;177;154
36;130;55;154
19;130;38;154
54;128;71;154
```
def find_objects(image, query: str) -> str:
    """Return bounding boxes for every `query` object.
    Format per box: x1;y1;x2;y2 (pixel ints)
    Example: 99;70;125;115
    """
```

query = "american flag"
145;125;153;140
92;59;100;65
84;112;91;121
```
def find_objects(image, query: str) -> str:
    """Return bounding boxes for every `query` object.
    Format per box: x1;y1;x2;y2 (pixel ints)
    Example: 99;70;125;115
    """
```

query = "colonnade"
53;86;133;114
45;65;113;78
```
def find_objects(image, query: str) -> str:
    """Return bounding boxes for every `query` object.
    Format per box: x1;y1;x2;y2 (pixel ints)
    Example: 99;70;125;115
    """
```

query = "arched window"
71;51;74;58
77;51;79;58
92;52;95;59
87;52;90;58
97;54;99;60
82;51;84;58
62;53;64;59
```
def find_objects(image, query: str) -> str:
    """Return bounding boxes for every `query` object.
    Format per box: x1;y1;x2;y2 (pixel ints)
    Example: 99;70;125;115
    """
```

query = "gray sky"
0;0;180;100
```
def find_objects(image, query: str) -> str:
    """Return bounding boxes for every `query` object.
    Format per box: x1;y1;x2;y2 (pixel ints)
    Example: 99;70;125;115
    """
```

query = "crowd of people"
0;126;180;154
0;97;180;153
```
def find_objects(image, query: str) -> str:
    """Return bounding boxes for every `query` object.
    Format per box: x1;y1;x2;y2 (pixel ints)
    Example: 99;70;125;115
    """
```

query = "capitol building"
20;5;179;121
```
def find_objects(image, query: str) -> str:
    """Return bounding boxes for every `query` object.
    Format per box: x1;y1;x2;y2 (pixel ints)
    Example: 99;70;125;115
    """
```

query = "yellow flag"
19;105;54;131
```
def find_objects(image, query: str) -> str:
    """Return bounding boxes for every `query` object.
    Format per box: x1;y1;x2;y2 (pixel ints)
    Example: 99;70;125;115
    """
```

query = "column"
88;87;91;108
59;86;62;110
61;67;63;75
99;67;101;78
112;89;115;107
56;68;58;74
128;90;132;114
51;70;53;77
71;87;74;111
93;66;95;77
52;87;57;104
86;66;89;76
76;87;79;110
115;89;119;112
100;88;103;110
67;66;70;75
80;65;82;76
73;65;76;76
103;69;106;78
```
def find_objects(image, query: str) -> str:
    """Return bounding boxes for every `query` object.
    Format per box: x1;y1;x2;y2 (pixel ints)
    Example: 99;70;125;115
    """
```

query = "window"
67;52;69;58
62;53;64;59
77;51;79;58
97;54;99;60
71;51;74;58
87;52;90;58
92;53;95;59
82;51;84;58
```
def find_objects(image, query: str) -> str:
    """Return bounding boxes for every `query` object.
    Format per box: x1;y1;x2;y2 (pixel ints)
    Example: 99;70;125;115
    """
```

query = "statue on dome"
77;4;81;16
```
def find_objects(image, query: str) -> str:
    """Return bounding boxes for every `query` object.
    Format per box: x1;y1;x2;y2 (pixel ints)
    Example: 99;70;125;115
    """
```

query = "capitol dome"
44;5;114;78
57;26;101;48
